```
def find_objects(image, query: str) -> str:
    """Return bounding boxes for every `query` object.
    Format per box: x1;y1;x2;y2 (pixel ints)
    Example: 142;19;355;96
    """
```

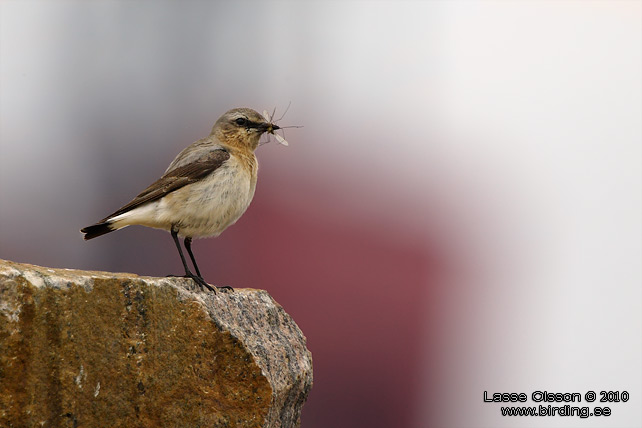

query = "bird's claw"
167;273;217;293
192;275;216;293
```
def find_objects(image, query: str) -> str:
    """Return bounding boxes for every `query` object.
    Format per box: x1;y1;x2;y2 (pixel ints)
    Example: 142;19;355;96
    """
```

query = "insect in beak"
262;110;289;146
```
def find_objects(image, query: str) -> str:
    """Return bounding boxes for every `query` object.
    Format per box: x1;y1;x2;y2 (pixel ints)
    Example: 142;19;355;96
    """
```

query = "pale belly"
111;162;257;238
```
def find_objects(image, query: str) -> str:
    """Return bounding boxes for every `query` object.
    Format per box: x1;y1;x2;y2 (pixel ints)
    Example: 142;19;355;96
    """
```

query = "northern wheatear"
81;108;286;292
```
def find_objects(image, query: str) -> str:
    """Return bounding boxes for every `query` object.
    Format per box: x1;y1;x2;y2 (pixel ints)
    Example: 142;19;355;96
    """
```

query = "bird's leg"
184;236;234;293
184;237;202;277
170;228;215;292
171;228;192;277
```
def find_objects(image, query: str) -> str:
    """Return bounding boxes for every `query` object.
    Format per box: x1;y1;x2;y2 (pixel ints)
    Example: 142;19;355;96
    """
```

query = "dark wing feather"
98;148;230;222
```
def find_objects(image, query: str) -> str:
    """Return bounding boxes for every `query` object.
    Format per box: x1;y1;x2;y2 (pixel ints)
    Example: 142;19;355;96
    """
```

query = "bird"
81;107;282;292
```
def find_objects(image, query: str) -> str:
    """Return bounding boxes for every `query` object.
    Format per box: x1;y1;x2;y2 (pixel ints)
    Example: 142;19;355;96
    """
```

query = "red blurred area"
191;171;455;428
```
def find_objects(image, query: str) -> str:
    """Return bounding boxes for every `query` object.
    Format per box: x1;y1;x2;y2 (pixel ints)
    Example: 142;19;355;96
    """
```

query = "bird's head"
211;108;279;151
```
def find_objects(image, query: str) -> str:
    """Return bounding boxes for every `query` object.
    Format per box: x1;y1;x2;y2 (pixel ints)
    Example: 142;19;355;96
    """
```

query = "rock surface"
0;259;312;427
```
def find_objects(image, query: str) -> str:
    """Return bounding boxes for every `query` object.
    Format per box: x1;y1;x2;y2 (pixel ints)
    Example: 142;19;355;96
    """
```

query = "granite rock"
0;259;312;427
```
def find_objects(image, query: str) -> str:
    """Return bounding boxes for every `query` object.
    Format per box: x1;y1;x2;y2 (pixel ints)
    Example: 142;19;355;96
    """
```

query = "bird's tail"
80;221;115;240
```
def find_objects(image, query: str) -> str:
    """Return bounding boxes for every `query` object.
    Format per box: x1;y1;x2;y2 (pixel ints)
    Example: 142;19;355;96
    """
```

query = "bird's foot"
191;275;217;293
166;274;234;293
166;273;216;293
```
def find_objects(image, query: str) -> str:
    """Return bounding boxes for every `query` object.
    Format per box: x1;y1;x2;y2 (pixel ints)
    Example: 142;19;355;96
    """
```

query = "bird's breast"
159;154;257;238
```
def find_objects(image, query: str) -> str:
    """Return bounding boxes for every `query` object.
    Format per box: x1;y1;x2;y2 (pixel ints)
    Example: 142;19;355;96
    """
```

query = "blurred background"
1;1;640;427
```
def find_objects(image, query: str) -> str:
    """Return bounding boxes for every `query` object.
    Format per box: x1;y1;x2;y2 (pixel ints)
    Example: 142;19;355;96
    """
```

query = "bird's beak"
258;122;279;133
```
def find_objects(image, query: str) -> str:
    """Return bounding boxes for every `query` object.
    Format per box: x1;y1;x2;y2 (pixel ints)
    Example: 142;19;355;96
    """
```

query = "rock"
0;259;312;427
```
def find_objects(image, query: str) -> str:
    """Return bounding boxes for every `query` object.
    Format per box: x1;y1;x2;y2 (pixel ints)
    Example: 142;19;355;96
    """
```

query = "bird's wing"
99;148;230;222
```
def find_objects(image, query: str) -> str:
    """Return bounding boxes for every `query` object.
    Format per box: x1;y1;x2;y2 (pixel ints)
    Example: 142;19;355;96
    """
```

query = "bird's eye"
235;117;247;126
